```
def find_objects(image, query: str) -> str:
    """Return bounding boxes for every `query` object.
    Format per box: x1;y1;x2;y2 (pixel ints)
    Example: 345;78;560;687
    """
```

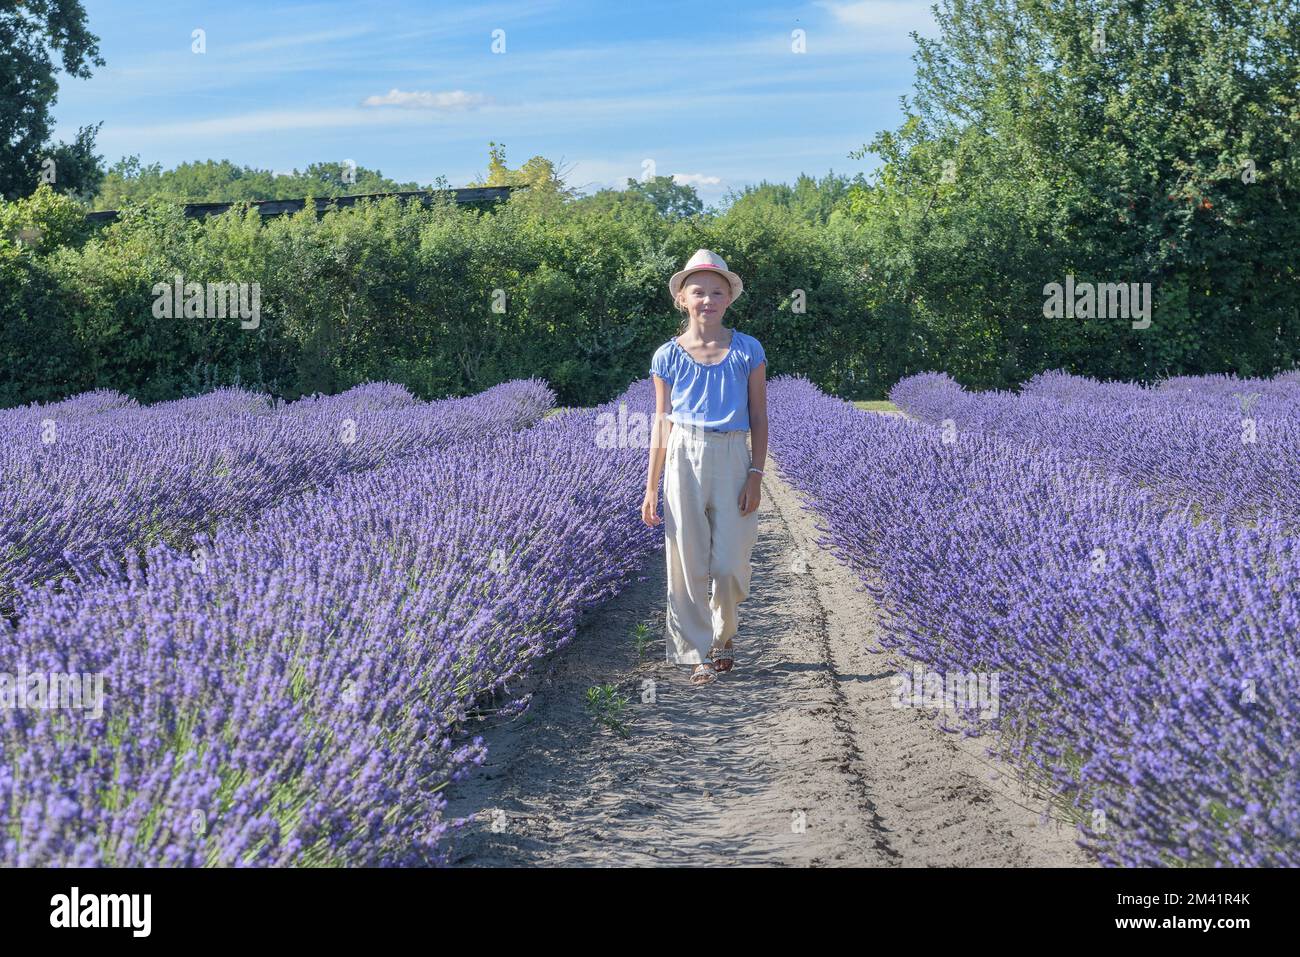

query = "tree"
848;0;1300;387
622;174;703;219
468;141;580;216
721;172;854;226
91;157;422;209
0;0;105;200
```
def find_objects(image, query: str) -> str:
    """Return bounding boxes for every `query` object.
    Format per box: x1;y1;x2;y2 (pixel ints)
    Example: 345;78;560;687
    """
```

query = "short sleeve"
650;343;674;383
747;335;767;374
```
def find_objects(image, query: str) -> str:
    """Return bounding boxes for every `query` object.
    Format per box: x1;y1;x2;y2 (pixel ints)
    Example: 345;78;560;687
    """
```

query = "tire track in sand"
441;455;1095;867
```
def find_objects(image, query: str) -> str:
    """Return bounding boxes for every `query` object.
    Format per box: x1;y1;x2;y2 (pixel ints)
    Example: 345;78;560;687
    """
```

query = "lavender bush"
889;370;1300;526
0;389;139;430
0;379;555;611
133;387;278;419
768;374;1298;867
0;378;659;866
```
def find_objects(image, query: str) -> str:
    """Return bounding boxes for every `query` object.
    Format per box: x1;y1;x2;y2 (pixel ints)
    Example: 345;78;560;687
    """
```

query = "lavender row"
0;382;417;431
0;388;140;430
0;378;660;866
767;375;1298;867
0;379;555;611
888;370;1300;526
1019;369;1300;407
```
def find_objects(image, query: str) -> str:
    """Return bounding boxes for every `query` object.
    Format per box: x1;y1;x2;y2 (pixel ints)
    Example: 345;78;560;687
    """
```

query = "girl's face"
678;271;732;323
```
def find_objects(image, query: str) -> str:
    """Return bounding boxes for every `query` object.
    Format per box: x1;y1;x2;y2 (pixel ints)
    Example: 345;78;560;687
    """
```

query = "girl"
641;249;768;686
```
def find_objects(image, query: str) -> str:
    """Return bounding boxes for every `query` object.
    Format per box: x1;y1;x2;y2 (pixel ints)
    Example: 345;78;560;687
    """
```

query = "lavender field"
0;378;659;864
767;371;1298;867
3;369;1294;868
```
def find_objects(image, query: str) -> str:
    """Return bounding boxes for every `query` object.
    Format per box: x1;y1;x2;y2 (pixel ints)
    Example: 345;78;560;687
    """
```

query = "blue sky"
53;0;941;208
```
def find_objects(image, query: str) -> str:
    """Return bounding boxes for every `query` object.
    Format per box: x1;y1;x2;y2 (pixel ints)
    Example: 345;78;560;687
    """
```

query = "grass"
585;684;632;738
852;400;901;414
630;622;653;658
555;399;900;417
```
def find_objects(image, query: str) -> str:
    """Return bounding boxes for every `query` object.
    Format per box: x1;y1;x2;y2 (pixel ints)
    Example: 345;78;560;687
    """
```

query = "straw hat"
668;249;744;304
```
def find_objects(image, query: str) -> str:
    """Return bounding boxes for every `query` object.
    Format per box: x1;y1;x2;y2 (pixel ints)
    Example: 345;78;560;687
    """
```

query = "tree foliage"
847;0;1300;387
91;157;423;210
0;0;105;201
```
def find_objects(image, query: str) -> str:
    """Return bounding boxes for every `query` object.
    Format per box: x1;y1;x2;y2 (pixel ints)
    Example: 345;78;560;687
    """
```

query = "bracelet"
748;467;765;475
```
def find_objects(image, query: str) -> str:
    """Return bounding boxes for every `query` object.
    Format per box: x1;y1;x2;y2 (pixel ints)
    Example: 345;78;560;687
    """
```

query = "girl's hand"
739;472;762;516
641;488;662;526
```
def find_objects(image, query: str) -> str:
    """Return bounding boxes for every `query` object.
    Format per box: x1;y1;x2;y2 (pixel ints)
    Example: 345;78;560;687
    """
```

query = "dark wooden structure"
84;185;521;224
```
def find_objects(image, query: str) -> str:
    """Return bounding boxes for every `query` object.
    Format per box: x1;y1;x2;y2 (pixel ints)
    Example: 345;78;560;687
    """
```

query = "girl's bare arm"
642;376;674;525
747;361;768;471
647;375;674;490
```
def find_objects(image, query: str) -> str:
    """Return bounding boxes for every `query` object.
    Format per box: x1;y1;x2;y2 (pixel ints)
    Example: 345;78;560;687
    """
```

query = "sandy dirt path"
441;456;1095;867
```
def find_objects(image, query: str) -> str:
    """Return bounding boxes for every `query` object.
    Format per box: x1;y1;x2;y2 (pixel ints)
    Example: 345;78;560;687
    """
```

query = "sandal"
690;661;717;685
711;640;734;672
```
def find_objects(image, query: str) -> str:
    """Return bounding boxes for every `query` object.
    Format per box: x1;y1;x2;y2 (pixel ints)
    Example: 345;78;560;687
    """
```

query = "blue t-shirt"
649;329;766;431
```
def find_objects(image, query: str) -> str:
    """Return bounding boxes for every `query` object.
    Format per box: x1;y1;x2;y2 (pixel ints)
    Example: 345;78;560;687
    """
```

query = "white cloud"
560;161;731;198
671;173;723;187
361;89;492;110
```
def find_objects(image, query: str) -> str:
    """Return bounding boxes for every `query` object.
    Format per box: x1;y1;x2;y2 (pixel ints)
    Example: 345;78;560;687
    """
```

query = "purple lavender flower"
771;372;1299;867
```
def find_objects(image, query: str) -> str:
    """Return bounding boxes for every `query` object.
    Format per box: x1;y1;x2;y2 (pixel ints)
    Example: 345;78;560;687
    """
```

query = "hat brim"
669;265;744;303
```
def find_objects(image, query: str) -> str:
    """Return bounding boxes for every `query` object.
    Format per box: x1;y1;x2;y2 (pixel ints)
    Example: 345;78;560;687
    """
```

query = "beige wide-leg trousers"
662;422;760;665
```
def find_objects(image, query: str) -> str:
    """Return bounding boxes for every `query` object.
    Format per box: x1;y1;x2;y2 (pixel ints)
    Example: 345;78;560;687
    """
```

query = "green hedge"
1;154;1296;410
0;186;882;407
